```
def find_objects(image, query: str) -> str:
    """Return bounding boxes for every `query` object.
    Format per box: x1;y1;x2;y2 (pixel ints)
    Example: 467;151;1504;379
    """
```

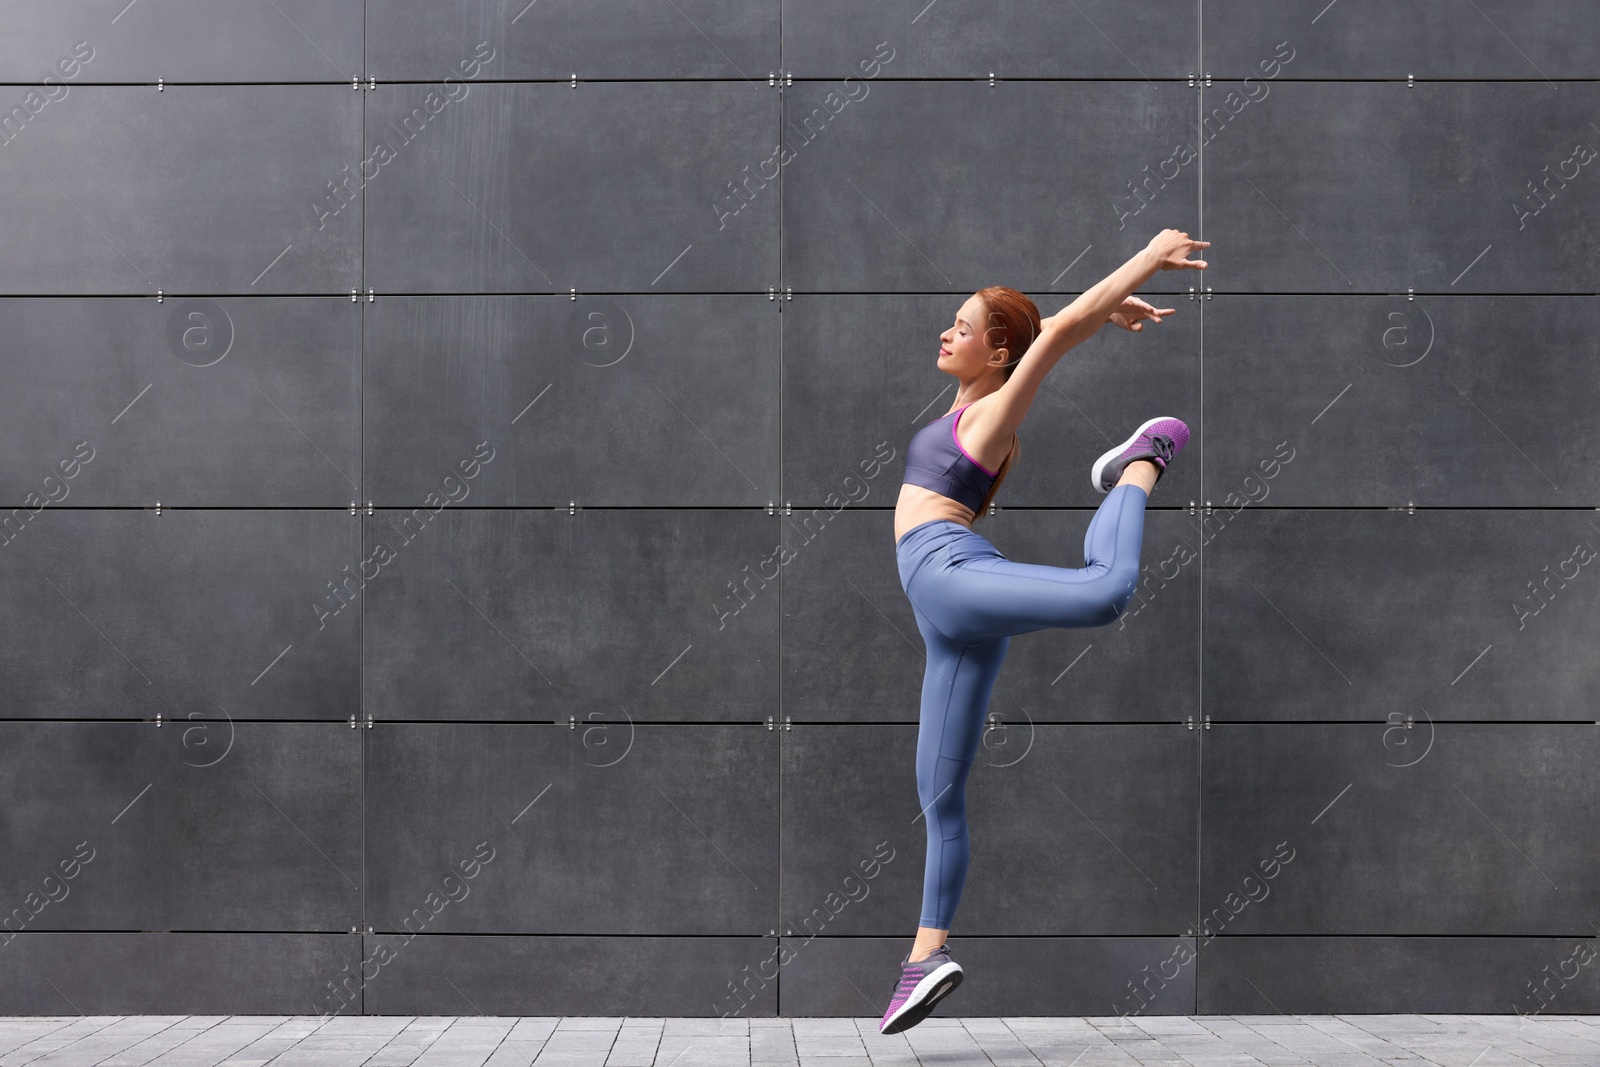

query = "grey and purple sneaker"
1091;416;1190;494
877;944;963;1035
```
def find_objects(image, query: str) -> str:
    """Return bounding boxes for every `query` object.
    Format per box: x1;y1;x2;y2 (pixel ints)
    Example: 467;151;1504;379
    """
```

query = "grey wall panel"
364;296;778;507
0;722;359;931
364;83;779;293
780;937;1196;1018
0;2;364;83
783;511;1199;723
1201;295;1598;507
1201;724;1597;936
0;933;355;1015
364;724;776;935
0;297;361;507
1202;511;1600;722
782;294;1202;509
0;510;359;721
362;510;778;722
782;726;1197;937
1197;937;1600;1015
1204;1;1600;79
1205;82;1600;293
784;0;1196;79
0;87;361;295
782;80;1199;292
367;0;778;80
358;934;776;1017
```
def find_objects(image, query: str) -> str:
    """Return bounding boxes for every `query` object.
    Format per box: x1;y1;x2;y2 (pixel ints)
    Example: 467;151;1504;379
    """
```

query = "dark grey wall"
0;0;1595;1019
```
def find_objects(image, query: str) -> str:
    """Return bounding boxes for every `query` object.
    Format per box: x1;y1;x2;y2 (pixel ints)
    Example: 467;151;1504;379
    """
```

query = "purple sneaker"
1091;416;1190;494
877;944;963;1035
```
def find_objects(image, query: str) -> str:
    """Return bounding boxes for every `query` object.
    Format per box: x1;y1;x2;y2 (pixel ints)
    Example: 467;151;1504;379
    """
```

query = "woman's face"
937;295;1005;377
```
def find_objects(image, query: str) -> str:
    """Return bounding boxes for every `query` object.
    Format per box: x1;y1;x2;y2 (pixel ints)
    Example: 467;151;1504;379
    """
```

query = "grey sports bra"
902;404;1012;512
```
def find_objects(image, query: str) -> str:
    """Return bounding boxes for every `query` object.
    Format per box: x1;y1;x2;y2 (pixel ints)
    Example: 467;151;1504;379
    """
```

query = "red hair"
974;286;1042;379
965;287;1038;521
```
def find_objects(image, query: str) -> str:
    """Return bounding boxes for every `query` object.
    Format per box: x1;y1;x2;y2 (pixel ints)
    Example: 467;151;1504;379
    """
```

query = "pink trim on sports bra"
951;404;999;477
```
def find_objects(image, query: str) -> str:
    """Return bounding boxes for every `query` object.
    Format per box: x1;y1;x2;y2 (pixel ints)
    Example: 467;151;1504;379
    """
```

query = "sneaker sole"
1090;415;1179;495
878;962;963;1035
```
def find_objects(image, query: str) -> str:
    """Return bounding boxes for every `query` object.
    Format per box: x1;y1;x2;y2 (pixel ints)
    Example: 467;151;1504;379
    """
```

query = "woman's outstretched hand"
1108;296;1175;332
1146;228;1209;270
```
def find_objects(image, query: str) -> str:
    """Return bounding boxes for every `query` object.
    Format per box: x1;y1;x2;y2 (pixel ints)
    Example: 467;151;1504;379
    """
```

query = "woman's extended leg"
913;480;1151;646
903;464;1159;960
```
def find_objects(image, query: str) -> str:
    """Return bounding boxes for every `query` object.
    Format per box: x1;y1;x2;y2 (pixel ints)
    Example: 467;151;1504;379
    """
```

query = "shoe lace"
1148;434;1174;461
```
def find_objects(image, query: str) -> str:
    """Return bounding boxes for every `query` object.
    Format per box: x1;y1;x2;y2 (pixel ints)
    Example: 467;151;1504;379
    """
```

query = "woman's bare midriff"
894;482;978;545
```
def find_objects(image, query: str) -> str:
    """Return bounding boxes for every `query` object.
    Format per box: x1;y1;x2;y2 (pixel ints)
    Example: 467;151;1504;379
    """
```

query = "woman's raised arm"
976;230;1208;440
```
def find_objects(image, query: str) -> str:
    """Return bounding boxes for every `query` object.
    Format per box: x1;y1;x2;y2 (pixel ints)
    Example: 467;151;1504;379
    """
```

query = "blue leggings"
892;483;1149;930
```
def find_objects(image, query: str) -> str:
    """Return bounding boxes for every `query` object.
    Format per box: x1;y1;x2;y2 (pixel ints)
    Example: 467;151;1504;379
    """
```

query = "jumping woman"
878;228;1209;1035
